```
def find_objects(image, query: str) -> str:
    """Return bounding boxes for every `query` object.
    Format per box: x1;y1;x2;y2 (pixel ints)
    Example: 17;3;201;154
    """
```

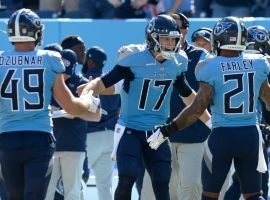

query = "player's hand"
80;90;100;113
147;126;168;150
77;83;88;96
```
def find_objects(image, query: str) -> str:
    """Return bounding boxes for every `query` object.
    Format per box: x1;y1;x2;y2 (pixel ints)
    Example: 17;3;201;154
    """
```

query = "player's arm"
147;82;213;149
79;65;133;96
53;73;97;116
260;80;270;111
174;73;212;127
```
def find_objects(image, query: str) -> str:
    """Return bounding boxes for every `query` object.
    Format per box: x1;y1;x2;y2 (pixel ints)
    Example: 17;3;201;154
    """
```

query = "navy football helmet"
44;43;63;53
61;49;77;76
212;16;247;54
191;27;212;43
246;25;270;55
8;8;44;45
145;14;182;59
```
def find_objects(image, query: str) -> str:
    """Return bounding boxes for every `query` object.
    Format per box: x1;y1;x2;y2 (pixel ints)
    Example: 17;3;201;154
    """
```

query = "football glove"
147;121;179;150
147;127;167;150
80;90;100;113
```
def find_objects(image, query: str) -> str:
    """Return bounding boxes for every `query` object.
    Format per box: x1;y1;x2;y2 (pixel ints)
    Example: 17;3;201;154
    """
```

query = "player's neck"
220;50;241;57
150;50;165;62
14;42;36;52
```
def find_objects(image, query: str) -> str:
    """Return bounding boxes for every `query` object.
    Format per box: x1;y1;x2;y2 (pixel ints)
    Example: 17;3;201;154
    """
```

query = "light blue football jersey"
117;44;188;131
0;50;65;133
196;53;270;128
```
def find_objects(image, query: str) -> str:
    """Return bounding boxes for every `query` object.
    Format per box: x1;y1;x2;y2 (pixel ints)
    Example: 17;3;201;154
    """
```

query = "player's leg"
45;152;61;200
114;130;144;200
175;142;205;200
169;142;180;200
0;149;24;199
24;146;54;199
234;126;264;200
144;139;171;200
61;151;84;200
87;130;114;200
140;170;155;200
223;172;241;200
202;128;234;200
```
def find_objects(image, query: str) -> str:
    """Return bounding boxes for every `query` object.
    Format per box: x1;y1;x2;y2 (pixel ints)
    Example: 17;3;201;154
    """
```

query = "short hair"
61;35;84;49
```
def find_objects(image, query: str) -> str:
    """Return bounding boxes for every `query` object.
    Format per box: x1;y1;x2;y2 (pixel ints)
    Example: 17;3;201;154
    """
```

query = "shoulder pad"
117;44;146;62
243;52;264;59
177;49;188;59
196;54;216;69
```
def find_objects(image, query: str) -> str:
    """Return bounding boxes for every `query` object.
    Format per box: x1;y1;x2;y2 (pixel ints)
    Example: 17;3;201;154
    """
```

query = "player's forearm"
181;89;196;106
82;77;106;96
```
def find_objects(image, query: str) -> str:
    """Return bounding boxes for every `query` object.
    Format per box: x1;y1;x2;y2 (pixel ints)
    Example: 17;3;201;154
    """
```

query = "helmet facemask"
151;31;182;60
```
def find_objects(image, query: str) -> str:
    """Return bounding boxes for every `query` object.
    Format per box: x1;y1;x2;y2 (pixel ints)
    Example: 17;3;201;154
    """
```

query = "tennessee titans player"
148;16;270;200
224;25;270;200
0;8;99;199
79;14;211;200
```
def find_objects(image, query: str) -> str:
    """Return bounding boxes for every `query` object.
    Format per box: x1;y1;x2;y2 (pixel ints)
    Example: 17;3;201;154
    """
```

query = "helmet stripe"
14;9;25;38
235;17;242;46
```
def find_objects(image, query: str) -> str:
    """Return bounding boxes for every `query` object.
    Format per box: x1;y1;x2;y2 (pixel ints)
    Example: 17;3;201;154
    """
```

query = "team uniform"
196;53;270;194
101;43;191;200
224;25;270;200
0;49;65;199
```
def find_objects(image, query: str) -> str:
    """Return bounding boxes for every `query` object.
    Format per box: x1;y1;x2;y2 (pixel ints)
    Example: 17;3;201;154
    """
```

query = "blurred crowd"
1;0;270;19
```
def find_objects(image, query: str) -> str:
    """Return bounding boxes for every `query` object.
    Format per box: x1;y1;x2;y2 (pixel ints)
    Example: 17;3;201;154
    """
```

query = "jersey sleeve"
101;65;134;88
173;73;193;97
177;50;188;73
116;44;146;66
47;51;65;73
195;61;214;86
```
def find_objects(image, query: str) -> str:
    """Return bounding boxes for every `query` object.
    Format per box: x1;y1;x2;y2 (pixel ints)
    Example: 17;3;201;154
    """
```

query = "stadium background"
0;17;270;72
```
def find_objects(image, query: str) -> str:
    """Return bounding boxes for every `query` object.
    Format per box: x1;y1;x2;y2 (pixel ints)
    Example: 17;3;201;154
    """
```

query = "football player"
79;14;211;200
148;16;270;200
0;8;99;199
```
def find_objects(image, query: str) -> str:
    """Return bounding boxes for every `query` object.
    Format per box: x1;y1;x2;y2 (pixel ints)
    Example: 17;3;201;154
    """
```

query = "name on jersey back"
0;55;42;66
220;60;254;72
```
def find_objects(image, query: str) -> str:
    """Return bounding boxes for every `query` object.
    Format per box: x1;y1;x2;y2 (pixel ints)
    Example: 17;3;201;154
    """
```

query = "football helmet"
191;27;212;43
44;43;63;53
8;8;44;45
212;16;247;54
61;49;77;76
145;14;182;59
246;25;270;55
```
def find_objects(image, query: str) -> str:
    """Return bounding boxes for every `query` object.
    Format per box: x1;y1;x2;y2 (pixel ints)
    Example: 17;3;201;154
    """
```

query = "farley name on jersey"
220;60;254;72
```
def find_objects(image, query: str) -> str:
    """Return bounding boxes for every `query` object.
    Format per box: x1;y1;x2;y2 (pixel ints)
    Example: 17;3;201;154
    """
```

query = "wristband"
161;121;178;137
